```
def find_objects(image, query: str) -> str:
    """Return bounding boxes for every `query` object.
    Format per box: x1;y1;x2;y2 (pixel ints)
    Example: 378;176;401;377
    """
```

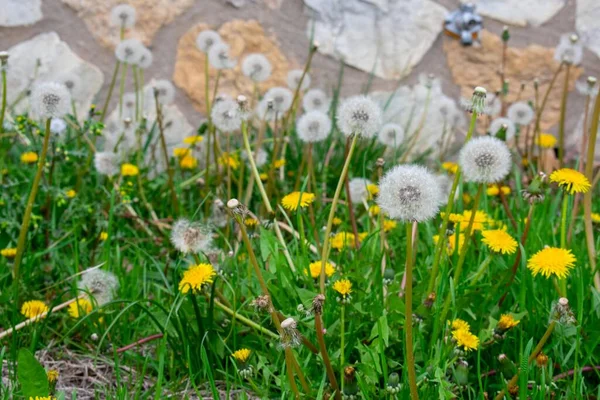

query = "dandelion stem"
558;64;571;167
315;313;342;400
435;184;484;342
118;63;128;119
320;134;359;294
0;66;7;134
154;93;180;215
12;119;52;308
427;110;478;294
494;321;556;400
100;61;121;123
340;304;345;390
405;221;419;400
583;81;600;290
343;137;360;249
213;300;278;339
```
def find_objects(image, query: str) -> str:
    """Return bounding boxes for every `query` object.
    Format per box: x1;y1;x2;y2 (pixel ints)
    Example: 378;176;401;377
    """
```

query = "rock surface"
61;0;194;48
0;0;42;27
462;0;565;27
5;32;104;121
173;20;291;115
576;0;600;60
444;30;582;131
303;0;447;80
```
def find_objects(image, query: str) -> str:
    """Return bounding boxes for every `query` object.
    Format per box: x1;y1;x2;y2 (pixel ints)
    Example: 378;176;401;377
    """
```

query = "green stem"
0;68;7;134
559;193;569;296
320;134;359;293
100;61;121;123
558;64;571;167
118;63;128;119
340;304;345;390
427;110;478;294
12;119;52;306
154;95;180;215
468;254;494;286
213;300;278;340
405;221;419;400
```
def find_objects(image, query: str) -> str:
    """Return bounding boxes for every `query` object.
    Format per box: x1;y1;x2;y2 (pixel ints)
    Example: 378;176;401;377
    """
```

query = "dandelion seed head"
554;33;583;65
170;219;213;254
137;46;153;69
241;53;272;82
336;95;382;138
507;101;534;126
348;178;374;204
115;38;144;64
302;88;330;113
377;164;442;222
212;98;244;132
145;79;175;106
78;269;119;306
264;87;293;114
110;4;136;28
489;117;516;141
459;136;512;183
377;123;405;148
50;118;67;136
208;42;236;70
31;82;71;119
296;110;331;143
94;152;120;177
196;30;222;53
287;69;310;91
242;147;268;168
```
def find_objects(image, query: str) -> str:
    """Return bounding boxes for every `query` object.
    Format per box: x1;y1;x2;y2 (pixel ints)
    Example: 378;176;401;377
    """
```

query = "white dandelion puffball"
94;152;120;177
242;53;272;82
110;4;136;28
489;117;516;141
348;178;373;204
170;219;213;254
377;164;442;222
208;42;236;70
115;38;143;64
302;89;330;113
287;69;310;91
137;47;153;69
377;123;405;148
211;98;243;132
31;82;71;119
507;101;534;126
58;73;81;97
554;33;583;65
196;30;222;53
435;174;455;205
296;110;331;143
265;87;293;114
255;99;278;121
243;147;268;168
337;95;382;138
78;269;119;306
50;118;67;135
145;80;175;106
458;136;512;183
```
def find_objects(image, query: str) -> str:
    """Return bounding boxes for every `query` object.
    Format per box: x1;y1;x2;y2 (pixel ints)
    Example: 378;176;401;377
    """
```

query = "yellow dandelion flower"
65;189;76;198
307;261;335;279
1;248;17;258
179;155;198;169
452;328;479;351
486;186;499;196
451;319;470;332
369;205;380;217
434;233;464;255
121;163;139;176
481;229;518;255
259;173;268;181
463;193;472;205
68;298;93;318
383;219;397;232
219;153;240;170
461;210;489;232
273;159;286;168
333;279;352;297
244;217;259;227
21;152;38;164
536;133;557;148
183;135;203;145
281;191;316;211
549;168;591;194
178;263;216;294
47;369;59;383
332;217;342;226
29;396;55;400
366;183;379;199
358;232;369;242
232;348;251;363
331;232;356;250
441;212;463;223
442;161;459;174
21;300;48;319
173;148;191;158
528;247;576;279
99;231;108;241
497;314;520;331
592;213;600;223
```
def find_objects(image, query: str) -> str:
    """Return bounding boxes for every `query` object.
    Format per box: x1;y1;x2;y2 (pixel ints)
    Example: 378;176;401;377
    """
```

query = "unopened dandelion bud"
383;268;395;285
386;372;401;394
227;198;240;209
587;76;597;87
536;352;549;367
498;354;516;378
502;26;510;42
453;359;469;386
423;292;436;308
170;219;212;254
521;174;546;204
0;51;8;67
376;157;385;168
